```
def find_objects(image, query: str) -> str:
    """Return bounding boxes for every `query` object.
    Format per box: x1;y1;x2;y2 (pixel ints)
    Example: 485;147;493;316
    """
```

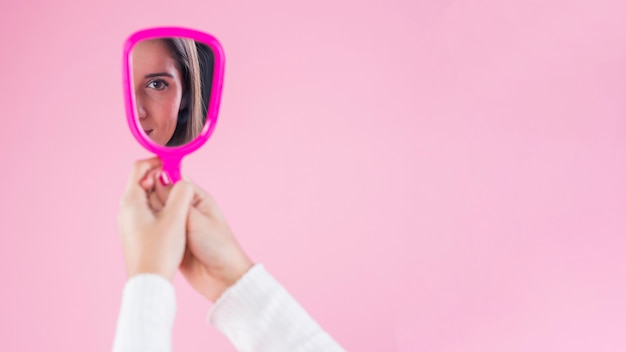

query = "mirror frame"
122;27;225;183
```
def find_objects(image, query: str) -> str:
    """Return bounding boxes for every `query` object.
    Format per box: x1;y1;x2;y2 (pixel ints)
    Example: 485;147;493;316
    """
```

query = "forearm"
112;274;176;352
208;264;345;352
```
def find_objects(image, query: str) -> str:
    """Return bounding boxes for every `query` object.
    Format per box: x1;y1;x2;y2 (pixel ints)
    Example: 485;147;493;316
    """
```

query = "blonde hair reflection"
163;38;205;147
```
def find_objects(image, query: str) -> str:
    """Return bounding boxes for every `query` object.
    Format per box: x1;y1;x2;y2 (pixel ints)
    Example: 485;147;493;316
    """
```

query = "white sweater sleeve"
112;274;176;352
208;264;345;352
111;265;344;352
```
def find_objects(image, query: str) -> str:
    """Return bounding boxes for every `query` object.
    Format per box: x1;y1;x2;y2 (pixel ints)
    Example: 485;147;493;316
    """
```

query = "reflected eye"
147;79;168;90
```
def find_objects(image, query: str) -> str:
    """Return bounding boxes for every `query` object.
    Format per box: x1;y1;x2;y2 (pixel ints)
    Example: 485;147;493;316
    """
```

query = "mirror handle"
159;155;182;185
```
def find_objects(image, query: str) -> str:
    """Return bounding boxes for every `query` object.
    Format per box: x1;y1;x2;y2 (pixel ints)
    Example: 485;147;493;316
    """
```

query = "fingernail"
159;171;172;186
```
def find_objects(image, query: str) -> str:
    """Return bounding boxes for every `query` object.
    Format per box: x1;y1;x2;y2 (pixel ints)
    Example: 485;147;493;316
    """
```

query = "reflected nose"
136;95;147;120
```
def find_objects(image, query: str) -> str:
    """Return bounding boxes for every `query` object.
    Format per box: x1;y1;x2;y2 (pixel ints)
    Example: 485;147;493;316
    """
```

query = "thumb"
160;180;195;225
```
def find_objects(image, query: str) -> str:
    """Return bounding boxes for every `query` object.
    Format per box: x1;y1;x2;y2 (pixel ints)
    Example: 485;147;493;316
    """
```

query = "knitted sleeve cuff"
207;264;344;351
112;274;176;352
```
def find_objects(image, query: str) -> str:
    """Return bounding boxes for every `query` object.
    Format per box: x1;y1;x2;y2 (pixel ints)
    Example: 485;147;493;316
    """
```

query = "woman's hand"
117;158;195;281
145;173;254;302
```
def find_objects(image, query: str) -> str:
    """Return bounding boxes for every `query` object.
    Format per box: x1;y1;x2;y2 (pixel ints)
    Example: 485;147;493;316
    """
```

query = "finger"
154;171;173;205
182;175;223;217
148;189;165;212
122;157;162;206
160;181;195;225
140;168;161;191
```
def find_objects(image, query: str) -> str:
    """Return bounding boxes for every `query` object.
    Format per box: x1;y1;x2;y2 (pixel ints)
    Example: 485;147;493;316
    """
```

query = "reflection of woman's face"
132;40;185;146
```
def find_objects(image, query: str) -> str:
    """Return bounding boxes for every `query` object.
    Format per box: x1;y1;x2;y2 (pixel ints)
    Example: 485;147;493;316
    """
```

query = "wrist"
222;257;254;287
128;261;175;282
212;257;254;302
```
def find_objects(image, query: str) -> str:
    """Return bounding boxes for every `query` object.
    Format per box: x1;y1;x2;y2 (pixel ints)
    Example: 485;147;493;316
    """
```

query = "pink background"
1;0;625;351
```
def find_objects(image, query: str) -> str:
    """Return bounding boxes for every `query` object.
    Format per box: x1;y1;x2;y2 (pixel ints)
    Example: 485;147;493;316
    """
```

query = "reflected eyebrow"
144;72;174;79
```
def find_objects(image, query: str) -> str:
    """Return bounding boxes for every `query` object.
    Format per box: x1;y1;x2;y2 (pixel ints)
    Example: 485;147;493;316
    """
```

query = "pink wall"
1;0;625;351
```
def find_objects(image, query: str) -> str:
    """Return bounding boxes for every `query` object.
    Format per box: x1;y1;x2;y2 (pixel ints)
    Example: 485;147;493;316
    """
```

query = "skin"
117;158;195;281
118;158;254;302
132;40;187;146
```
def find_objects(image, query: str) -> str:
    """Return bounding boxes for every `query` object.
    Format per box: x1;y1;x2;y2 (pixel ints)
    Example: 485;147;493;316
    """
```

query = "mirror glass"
130;37;214;147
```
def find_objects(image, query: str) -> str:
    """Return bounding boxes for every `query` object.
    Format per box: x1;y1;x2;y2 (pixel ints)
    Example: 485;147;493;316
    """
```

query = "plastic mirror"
122;27;225;183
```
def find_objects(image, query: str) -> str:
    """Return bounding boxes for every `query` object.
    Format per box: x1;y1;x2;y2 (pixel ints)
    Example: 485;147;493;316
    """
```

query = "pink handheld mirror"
122;27;225;183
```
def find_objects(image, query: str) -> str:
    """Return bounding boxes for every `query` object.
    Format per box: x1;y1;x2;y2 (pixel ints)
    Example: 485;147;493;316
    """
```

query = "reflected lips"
144;129;153;135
